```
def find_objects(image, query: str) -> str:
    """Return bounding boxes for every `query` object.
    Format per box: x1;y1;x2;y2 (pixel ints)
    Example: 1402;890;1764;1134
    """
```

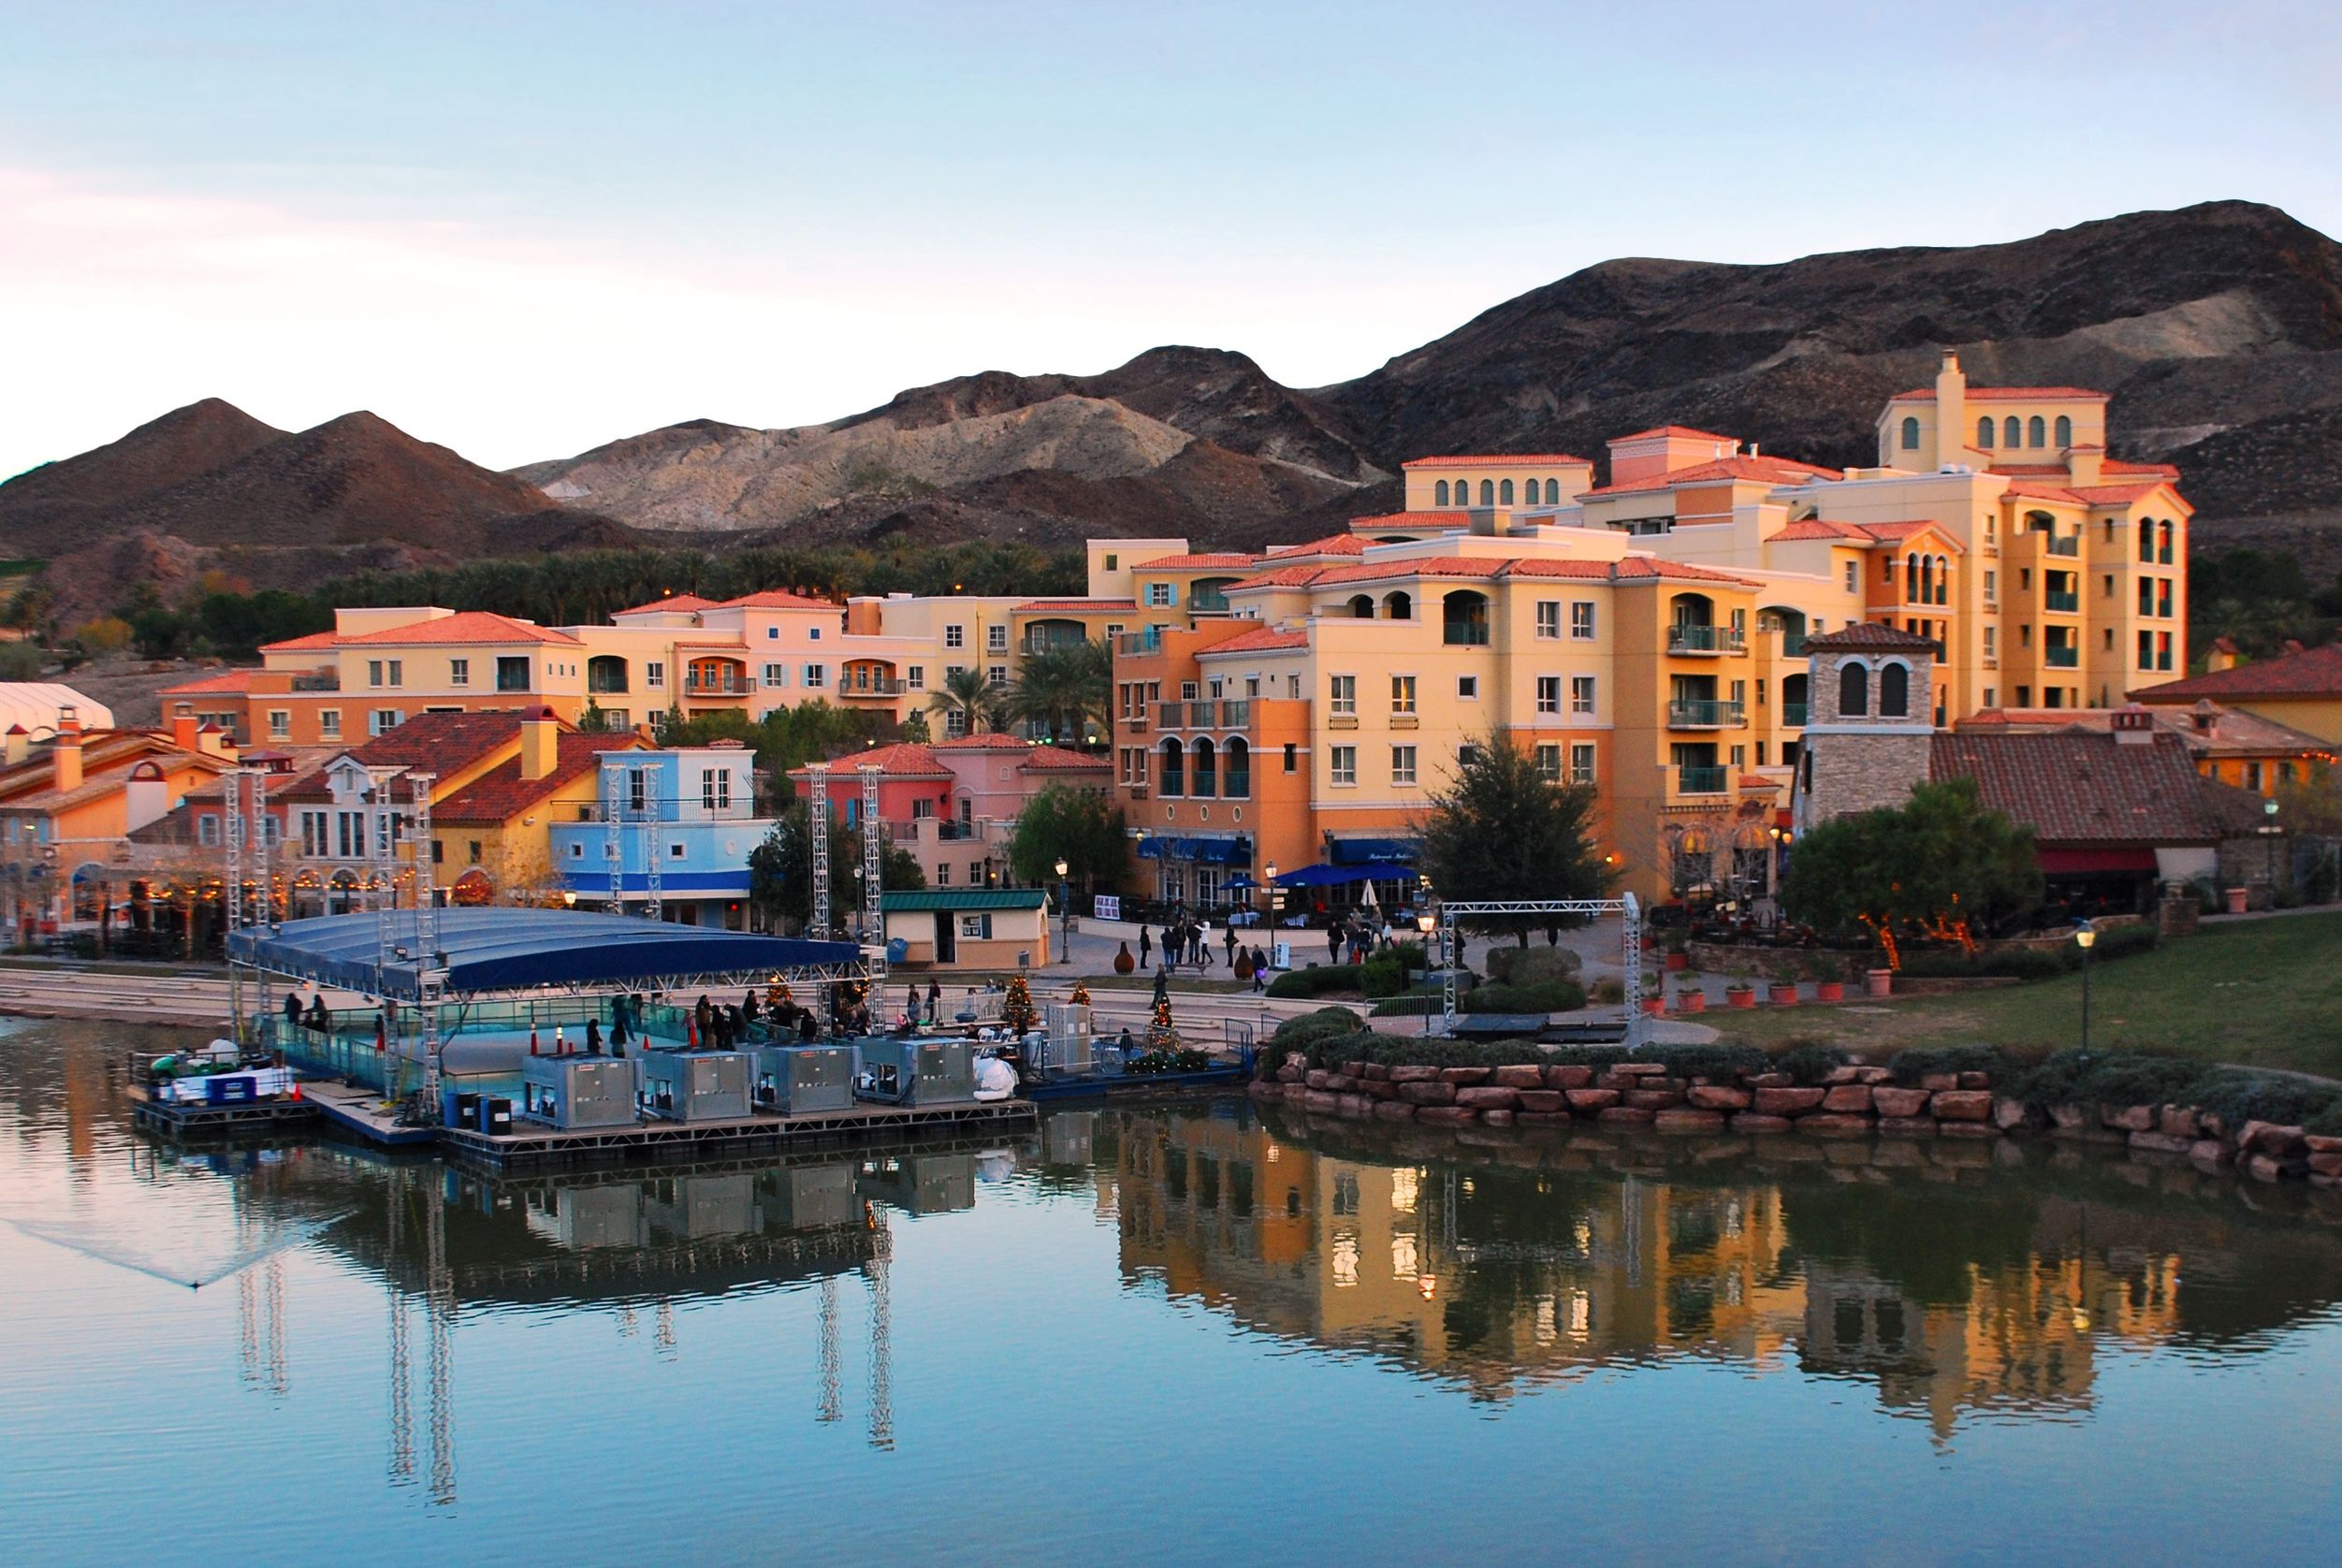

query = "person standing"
1250;947;1268;993
1138;924;1152;970
1223;924;1238;968
925;980;942;1025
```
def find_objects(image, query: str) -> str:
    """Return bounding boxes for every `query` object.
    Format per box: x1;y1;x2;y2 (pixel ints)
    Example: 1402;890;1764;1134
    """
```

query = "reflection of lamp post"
2261;796;2282;907
2074;922;2097;1052
1054;857;1071;962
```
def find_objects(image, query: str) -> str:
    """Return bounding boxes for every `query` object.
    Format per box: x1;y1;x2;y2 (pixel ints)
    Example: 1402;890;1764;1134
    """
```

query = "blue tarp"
226;908;863;1000
1274;861;1419;888
1328;836;1420;864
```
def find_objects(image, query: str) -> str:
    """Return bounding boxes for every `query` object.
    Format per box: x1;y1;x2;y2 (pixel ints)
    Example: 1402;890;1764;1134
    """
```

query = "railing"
2043;535;2079;557
1782;703;1809;727
685;676;753;695
289;673;340;692
2044;590;2079;613
1678;766;1730;795
1442;622;1491;646
1776;632;1808;658
568;801;759;823
1667;699;1744;729
1668;624;1746;655
1222;771;1249;800
2045;646;2079;668
840;677;907;697
1116;630;1163;656
587;679;630;695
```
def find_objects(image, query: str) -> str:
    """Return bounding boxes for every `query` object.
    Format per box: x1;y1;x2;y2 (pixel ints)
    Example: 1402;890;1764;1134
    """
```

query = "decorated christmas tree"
1001;972;1039;1036
1146;966;1176;1046
1068;979;1091;1008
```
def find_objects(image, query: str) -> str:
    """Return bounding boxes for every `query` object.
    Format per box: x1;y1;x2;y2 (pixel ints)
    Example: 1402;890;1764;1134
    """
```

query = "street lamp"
1054;857;1071;962
2074;922;2098;1052
2261;796;2282;907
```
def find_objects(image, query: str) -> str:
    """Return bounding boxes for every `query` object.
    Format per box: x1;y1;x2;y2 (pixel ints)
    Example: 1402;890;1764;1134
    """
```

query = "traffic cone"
530;1025;541;1055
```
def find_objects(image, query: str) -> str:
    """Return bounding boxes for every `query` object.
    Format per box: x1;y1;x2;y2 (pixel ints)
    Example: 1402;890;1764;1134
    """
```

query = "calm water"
6;1018;2342;1567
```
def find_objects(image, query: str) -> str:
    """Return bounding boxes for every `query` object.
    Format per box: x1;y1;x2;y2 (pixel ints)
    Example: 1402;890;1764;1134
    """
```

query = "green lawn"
1710;911;2342;1080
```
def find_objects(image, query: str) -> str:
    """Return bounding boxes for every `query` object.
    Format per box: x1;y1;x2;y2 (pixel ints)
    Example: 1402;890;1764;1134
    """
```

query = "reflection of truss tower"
865;1212;894;1449
381;1168;457;1505
816;1276;842;1424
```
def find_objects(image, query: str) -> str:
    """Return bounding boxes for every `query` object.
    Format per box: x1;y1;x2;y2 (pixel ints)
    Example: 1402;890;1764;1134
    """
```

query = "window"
804;664;828;689
765;626;778;640
1984;570;1996;603
1390;675;1416;715
1570;744;1595;785
1535;601;1560;639
1434;480;1449;505
1839;662;1869;718
1499;478;1514;505
934;863;950;887
1844;560;1857;593
1391;745;1417;785
1330;746;1357;786
2004;416;2021;448
2028;415;2046;448
764;663;787;688
1478;479;1494;505
1144;584;1174;607
2160;520;2175;565
1458;743;1484;766
1456;675;1478;700
1977;415;1996;448
319;710;341;739
2138;576;2154;615
387;661;402;688
701;768;731;810
1535;675;1560;715
567;841;583;859
1570;675;1595;716
369;710;403;735
298;809;327;857
1570;601;1595;640
449;658;470;687
1535;743;1561;780
197;814;220;847
368;660;385;689
1283;743;1297;773
1983;688;1996;709
1899;416;1920;451
1879;661;1910;718
267;710;290;740
646;661;664;688
495;655;529;692
946;624;966;648
336;810;366;859
2055;414;2073;447
985;665;1006;688
2018;568;2031;590
907;666;924;690
2158;632;2174;672
1984;626;1997;658
670;842;687;859
1329;675;1356;716
2102;573;2116;599
987;624;1007;652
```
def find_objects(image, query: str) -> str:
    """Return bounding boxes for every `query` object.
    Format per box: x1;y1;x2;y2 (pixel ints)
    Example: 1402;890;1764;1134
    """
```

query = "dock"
126;1082;321;1140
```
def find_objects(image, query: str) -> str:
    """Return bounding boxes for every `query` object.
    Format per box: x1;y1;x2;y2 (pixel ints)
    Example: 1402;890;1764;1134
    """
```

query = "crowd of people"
1135;914;1274;993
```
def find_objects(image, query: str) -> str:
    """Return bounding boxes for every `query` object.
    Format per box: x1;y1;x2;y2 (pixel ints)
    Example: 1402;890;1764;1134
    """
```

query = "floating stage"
126;1082;322;1140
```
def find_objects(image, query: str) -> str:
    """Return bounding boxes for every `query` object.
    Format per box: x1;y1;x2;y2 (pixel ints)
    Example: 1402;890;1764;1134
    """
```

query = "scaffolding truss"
1433;894;1643;1045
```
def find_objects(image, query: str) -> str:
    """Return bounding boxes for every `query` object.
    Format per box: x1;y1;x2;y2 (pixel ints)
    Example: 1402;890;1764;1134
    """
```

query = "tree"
1007;785;1126;893
1010;639;1112;746
898;708;932;744
926;666;1007;737
1416;734;1613;948
749;800;925;932
1781;777;2043;964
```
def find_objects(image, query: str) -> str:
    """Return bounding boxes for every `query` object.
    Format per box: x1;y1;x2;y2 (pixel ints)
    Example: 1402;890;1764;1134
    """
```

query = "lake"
4;1016;2339;1566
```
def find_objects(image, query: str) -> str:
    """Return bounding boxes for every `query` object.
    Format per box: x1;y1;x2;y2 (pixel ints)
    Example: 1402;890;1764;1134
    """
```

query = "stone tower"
1789;623;1939;835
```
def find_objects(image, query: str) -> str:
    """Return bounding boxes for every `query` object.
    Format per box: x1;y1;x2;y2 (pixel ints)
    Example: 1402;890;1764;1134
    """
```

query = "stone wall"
1801;731;1932;823
1251;1054;2342;1189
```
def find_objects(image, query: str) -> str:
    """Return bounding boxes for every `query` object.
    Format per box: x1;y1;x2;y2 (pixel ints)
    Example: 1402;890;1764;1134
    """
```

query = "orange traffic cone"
530;1025;541;1055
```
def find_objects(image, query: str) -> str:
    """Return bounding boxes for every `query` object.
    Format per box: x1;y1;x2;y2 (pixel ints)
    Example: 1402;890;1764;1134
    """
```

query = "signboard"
1092;894;1122;921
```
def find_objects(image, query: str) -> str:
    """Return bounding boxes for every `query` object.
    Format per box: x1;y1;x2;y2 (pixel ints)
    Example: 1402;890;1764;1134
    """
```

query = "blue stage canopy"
1274;861;1418;888
226;908;864;1000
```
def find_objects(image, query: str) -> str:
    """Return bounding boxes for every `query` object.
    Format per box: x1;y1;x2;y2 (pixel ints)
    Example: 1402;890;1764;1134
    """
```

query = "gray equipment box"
520;1054;639;1129
536;1183;646;1249
639;1051;753;1122
861;1152;977;1215
855;1037;975;1106
752;1044;854;1114
647;1170;756;1241
760;1164;859;1229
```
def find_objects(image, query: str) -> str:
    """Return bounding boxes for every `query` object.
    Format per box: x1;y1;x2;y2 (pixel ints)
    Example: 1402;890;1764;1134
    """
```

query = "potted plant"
1725;967;1759;1009
1673;980;1706;1014
1767;975;1799;1007
2223;886;2249;914
1811;957;1845;1004
1662;935;1691;973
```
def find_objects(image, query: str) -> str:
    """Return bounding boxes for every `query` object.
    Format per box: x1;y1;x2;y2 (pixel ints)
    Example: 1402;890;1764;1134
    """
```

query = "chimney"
2190;699;2218;735
520;705;560;781
195;719;232;758
1933;350;1966;468
2207;636;2238;673
3;725;25;767
52;709;83;793
2111;705;2155;746
171;707;199;751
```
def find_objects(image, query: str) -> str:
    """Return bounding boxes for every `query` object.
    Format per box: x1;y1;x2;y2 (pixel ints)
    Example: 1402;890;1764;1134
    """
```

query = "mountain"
0;398;287;553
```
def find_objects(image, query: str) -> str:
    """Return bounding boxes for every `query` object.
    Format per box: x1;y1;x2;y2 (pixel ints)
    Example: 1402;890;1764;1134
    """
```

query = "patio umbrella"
1359;878;1378;908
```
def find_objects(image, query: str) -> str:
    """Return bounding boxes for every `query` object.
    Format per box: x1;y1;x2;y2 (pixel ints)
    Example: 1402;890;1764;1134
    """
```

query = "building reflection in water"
1105;1100;2342;1439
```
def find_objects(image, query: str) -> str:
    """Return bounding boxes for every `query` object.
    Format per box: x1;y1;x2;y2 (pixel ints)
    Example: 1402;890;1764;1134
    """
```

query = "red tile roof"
1135;553;1262;571
1012;599;1137;612
1609;426;1738;445
1197;626;1309;656
1289;555;1766;590
929;733;1029;750
720;590;839;611
1850;520;1962;548
274;710;538;800
1804;622;1940;652
1350;511;1467;530
1959;704;2335;761
432;732;643;825
1582;455;1841;497
258;631;342;653
1019;745;1112;772
1985;463;2073;477
1225;565;1335;590
2129;640;2342;704
789;742;951;780
1306;558;1506;586
1768;519;1870;542
2102;458;2180;479
162;670;265;695
614;593;718;615
1929;730;2233;846
1401;454;1593;469
1265;533;1372;558
337;611;581;646
1890;385;2108;401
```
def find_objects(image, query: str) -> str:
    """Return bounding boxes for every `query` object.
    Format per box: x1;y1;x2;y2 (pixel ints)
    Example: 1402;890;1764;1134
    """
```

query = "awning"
1328;836;1420;864
1136;835;1251;864
2038;847;2160;876
1275;861;1419;888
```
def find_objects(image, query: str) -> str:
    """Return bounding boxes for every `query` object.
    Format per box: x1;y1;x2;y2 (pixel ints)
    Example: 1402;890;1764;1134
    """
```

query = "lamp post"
2074;922;2098;1052
851;864;866;943
2261;796;2282;907
1262;861;1277;927
1054;856;1071;963
1416;904;1441;1037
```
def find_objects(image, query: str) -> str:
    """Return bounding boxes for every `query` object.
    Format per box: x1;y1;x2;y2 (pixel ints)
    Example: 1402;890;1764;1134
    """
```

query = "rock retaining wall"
1251;1054;2342;1188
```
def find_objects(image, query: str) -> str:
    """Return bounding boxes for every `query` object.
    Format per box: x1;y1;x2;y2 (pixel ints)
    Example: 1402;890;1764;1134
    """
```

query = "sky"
3;0;2339;482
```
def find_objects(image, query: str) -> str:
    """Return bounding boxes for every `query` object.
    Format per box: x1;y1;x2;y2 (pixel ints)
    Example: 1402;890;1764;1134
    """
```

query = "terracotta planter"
1813;980;1845;1003
1673;990;1705;1014
1113;941;1136;975
2224;887;2248;914
1726;988;1757;1009
1639;995;1667;1017
1664;951;1690;972
1768;982;1799;1008
1866;968;1893;998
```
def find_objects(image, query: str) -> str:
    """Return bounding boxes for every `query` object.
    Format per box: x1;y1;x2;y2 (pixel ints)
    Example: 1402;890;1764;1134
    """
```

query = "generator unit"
520;1054;638;1129
638;1051;753;1123
751;1043;854;1114
646;1170;757;1241
855;1037;975;1107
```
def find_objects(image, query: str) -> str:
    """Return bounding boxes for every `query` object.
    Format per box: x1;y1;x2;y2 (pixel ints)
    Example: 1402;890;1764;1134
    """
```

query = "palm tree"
926;666;1006;738
1010;639;1113;746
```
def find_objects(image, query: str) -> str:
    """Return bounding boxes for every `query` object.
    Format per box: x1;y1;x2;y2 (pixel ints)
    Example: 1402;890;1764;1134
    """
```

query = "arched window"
1442;589;1491;646
1545;478;1561;504
1905;553;1920;602
2054;414;2072;447
1977;416;1996;448
1347;594;1375;618
1918;555;1932;603
1190;737;1217;799
1499;478;1515;505
1382;590;1412;620
1934;556;1948;605
2028;415;2045;448
1879;661;1910;718
1900;416;1920;451
1222;737;1251;800
1839;661;1870;718
2004;416;2021;448
2159;520;2174;564
1434;479;1449;505
1782;673;1810;725
2137;518;2153;562
1158;738;1185;797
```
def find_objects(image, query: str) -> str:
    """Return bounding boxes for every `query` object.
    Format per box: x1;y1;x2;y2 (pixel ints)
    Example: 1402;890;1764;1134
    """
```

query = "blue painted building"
550;744;773;928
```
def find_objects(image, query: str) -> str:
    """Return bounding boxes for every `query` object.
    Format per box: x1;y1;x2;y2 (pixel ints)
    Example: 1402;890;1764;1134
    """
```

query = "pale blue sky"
4;0;2337;480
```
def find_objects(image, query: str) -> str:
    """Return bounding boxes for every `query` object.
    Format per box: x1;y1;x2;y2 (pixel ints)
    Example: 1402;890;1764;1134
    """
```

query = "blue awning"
226;908;864;1000
1136;835;1252;864
1328;836;1419;864
1275;861;1419;888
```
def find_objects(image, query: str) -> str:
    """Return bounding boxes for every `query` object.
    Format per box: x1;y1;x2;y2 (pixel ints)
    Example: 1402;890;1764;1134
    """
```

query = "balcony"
1222;770;1249;800
2045;646;2079;669
1668;624;1746;656
1782;702;1809;727
2044;590;2079;613
1116;630;1163;656
289;673;340;692
1667;699;1745;730
684;675;752;696
2043;535;2079;558
838;677;907;699
1776;632;1808;658
1678;765;1730;795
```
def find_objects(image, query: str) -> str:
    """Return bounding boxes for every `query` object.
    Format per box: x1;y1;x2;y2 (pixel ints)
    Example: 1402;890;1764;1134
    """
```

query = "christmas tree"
1068;979;1091;1008
1001;972;1039;1036
1146;966;1176;1046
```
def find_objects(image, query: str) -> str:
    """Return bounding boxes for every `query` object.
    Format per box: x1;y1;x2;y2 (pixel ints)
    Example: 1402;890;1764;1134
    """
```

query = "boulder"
1276;1065;1304;1083
2100;1104;2155;1133
1753;1086;1827;1116
1302;1089;1342;1111
1797;1113;1874;1138
1597;1106;1657;1126
1993;1097;2039;1131
2245;1153;2286;1183
1398;1082;1457;1106
1491;1065;1547;1090
1653;1108;1728;1135
1957;1071;1993;1090
1304;1069;1331;1090
1361;1063;1390;1082
1456;1086;1521;1111
1872;1086;1931;1118
1323;1073;1360;1094
1931;1090;1993;1122
2129;1130;2197;1155
1822;1085;1875;1114
1365;1081;1399;1100
1823;1065;1866;1085
1439;1067;1494;1086
1688;1084;1753;1111
2243;1123;2307;1157
1743;1071;1793;1089
1545;1065;1594;1090
1372;1101;1418;1122
1565;1088;1622;1111
1919;1073;1959;1092
1337;1094;1374;1117
2306;1134;2342;1156
1732;1112;1796;1134
1389;1065;1440;1083
1624;1088;1685;1111
1517;1090;1567;1114
1341;1060;1368;1079
2047;1104;2089;1129
2189;1139;2230;1168
1854;1067;1894;1085
1615;1062;1670;1077
2308;1152;2342;1180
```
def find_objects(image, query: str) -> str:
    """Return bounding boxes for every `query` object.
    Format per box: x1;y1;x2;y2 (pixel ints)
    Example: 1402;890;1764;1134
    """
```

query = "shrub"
2192;1070;2342;1129
1359;951;1407;998
1485;945;1582;986
1775;1042;1851;1085
1462;979;1587;1014
1265;964;1362;1000
1367;994;1439;1017
1390;939;1431;974
2088;923;2160;962
1886;1044;2013;1086
1648;1043;1770;1082
1591;979;1624;1006
1268;1007;1370;1049
2015;1048;2243;1113
1129;1048;1212;1075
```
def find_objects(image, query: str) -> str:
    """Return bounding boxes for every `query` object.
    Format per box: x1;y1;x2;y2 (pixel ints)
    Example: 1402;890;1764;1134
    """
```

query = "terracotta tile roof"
1197;626;1309;656
1847;520;1963;549
1226;565;1335;590
1518;557;1766;587
929;733;1030;750
2102;458;2180;479
1768;519;1870;542
1134;553;1262;571
1928;730;2232;846
2067;484;2171;506
1350;511;1467;530
1582;455;1841;498
1609;426;1738;444
336;611;581;646
1985;463;2073;477
1401;454;1592;469
1012;599;1136;612
162;670;265;695
1959;704;2335;762
789;742;950;780
1265;533;1372;558
1018;745;1112;772
614;593;717;616
1306;558;1507;587
2129;640;2342;704
273;710;536;801
1803;622;1941;652
720;590;839;611
1293;555;1766;590
432;733;644;825
258;631;342;653
1890;385;2108;401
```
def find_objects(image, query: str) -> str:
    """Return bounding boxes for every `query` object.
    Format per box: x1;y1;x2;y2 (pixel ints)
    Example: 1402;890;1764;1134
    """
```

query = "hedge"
1896;924;2160;981
1265;964;1363;1000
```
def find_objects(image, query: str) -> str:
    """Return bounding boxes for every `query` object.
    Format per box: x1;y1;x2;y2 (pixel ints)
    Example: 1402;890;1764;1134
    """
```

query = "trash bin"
479;1097;513;1135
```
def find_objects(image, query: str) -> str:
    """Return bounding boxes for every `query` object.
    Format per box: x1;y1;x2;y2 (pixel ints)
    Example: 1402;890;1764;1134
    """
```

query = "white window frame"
448;658;470;688
802;663;827;689
1570;602;1596;640
1329;675;1356;717
1390;745;1417;786
1535;601;1560;639
1571;675;1595;717
1535;676;1560;716
1330;745;1357;787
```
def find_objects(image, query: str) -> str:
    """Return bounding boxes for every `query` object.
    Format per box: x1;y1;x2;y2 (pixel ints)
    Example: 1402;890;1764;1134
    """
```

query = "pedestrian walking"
586;1019;604;1055
283;991;302;1035
1199;922;1215;968
1223;925;1238;967
1250;946;1268;993
925;980;942;1024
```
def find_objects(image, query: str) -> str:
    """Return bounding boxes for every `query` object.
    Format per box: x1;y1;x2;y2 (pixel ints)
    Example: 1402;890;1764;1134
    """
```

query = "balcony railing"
1678;765;1730;795
587;678;630;695
1776;632;1808;658
1782;702;1809;727
2045;646;2079;668
839;677;907;698
685;675;752;696
2044;590;2079;613
1116;630;1163;656
2043;535;2079;557
289;673;340;692
1668;624;1746;655
1222;771;1249;800
1667;699;1745;729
